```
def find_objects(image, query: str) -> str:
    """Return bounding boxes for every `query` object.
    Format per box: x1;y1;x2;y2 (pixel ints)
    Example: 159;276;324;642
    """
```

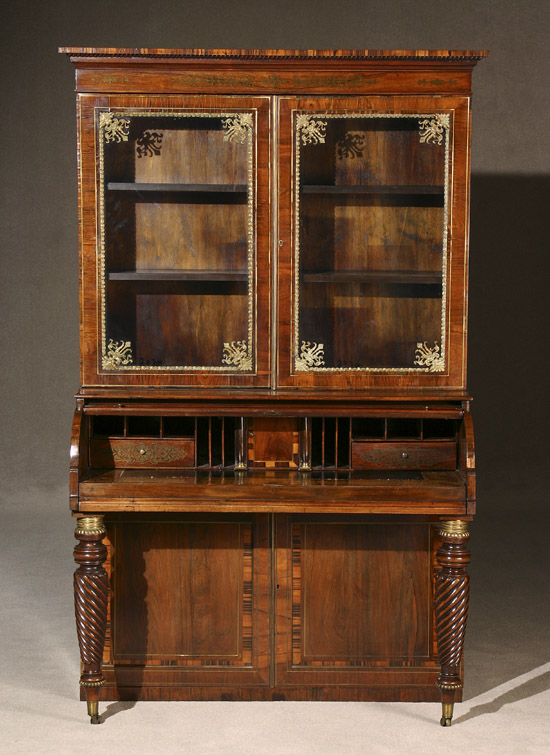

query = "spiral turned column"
434;519;470;727
74;516;108;724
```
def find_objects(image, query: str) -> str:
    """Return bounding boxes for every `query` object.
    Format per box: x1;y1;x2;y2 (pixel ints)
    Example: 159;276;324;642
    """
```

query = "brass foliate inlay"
100;112;130;143
414;341;445;372
102;339;133;371
419;113;450;145
113;443;186;465
222;113;253;143
296;114;327;145
295;341;326;371
222;340;252;371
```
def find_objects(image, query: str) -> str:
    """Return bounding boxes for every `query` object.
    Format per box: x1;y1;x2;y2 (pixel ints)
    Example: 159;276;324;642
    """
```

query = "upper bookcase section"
60;48;488;96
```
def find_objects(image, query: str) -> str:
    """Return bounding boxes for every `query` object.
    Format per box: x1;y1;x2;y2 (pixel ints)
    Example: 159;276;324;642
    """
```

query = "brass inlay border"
292;111;451;374
97;108;256;373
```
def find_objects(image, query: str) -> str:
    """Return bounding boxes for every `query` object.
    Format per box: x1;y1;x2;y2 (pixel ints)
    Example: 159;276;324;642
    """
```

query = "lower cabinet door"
275;515;439;691
102;514;270;694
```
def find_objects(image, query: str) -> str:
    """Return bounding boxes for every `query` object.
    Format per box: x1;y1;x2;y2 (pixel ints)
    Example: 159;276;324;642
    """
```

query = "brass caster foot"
87;700;102;725
440;702;453;727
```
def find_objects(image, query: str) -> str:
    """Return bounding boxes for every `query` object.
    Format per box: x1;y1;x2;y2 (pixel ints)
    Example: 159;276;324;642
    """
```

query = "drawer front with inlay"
351;441;456;470
90;439;195;468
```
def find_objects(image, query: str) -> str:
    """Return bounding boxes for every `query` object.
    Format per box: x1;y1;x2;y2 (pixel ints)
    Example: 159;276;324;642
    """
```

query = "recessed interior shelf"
107;269;248;282
107;182;248;193
301;184;444;195
302;270;442;285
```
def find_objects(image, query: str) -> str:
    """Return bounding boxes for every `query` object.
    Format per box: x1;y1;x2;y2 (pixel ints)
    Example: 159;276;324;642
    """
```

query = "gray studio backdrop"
1;0;549;497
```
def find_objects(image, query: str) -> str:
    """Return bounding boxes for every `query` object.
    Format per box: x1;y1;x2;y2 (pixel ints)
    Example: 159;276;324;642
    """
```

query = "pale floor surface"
1;483;549;754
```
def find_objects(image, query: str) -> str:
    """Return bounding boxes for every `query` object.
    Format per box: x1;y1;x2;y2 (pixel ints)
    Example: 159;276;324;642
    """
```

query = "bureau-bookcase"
62;47;487;726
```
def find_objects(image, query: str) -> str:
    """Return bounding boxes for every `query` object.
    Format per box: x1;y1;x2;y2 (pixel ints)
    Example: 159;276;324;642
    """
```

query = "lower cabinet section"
92;514;450;702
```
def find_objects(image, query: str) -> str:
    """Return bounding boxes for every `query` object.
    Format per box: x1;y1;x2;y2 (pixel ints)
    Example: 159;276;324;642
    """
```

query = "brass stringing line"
293;111;450;372
97;109;255;371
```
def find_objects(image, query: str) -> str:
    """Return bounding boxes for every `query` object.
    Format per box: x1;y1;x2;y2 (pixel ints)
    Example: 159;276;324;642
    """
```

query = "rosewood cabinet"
62;47;486;726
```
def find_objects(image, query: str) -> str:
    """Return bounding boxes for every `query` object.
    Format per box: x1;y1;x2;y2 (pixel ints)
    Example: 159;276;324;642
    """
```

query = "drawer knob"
139;447;147;456
401;452;409;459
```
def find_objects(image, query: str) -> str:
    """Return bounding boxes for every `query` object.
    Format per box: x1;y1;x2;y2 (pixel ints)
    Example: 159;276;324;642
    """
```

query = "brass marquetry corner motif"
99;112;130;143
136;130;163;157
337;132;365;159
295;341;326;371
222;113;253;144
296;114;327;145
222;340;252;371
414;341;445;372
418;114;450;146
102;339;133;371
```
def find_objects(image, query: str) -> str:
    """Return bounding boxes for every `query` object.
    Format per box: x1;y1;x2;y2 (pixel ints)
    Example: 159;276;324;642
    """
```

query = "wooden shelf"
107;182;248;193
301;185;444;195
107;269;248;282
302;270;443;285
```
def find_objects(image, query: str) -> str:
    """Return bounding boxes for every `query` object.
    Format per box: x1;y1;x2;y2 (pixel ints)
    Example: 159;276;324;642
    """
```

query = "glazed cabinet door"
277;96;470;390
78;95;271;387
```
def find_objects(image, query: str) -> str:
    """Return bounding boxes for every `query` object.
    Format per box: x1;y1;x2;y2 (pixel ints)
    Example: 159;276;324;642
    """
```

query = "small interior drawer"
90;438;195;468
351;441;456;470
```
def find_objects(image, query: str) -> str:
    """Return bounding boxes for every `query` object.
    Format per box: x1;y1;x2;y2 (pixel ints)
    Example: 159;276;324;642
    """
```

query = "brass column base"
440;702;454;727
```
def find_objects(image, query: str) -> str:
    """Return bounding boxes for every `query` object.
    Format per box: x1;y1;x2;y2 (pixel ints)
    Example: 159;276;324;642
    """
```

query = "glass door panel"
292;111;450;375
98;109;256;374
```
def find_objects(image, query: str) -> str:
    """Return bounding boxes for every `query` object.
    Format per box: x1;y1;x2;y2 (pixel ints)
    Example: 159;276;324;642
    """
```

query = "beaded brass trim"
439;520;470;539
79;679;106;687
436;680;463;690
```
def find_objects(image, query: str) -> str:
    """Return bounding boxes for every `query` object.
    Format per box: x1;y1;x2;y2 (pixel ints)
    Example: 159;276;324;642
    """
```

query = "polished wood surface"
64;48;482;722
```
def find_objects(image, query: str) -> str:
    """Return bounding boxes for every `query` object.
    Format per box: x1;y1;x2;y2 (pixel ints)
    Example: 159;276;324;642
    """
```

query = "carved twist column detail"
73;516;108;724
434;519;470;727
